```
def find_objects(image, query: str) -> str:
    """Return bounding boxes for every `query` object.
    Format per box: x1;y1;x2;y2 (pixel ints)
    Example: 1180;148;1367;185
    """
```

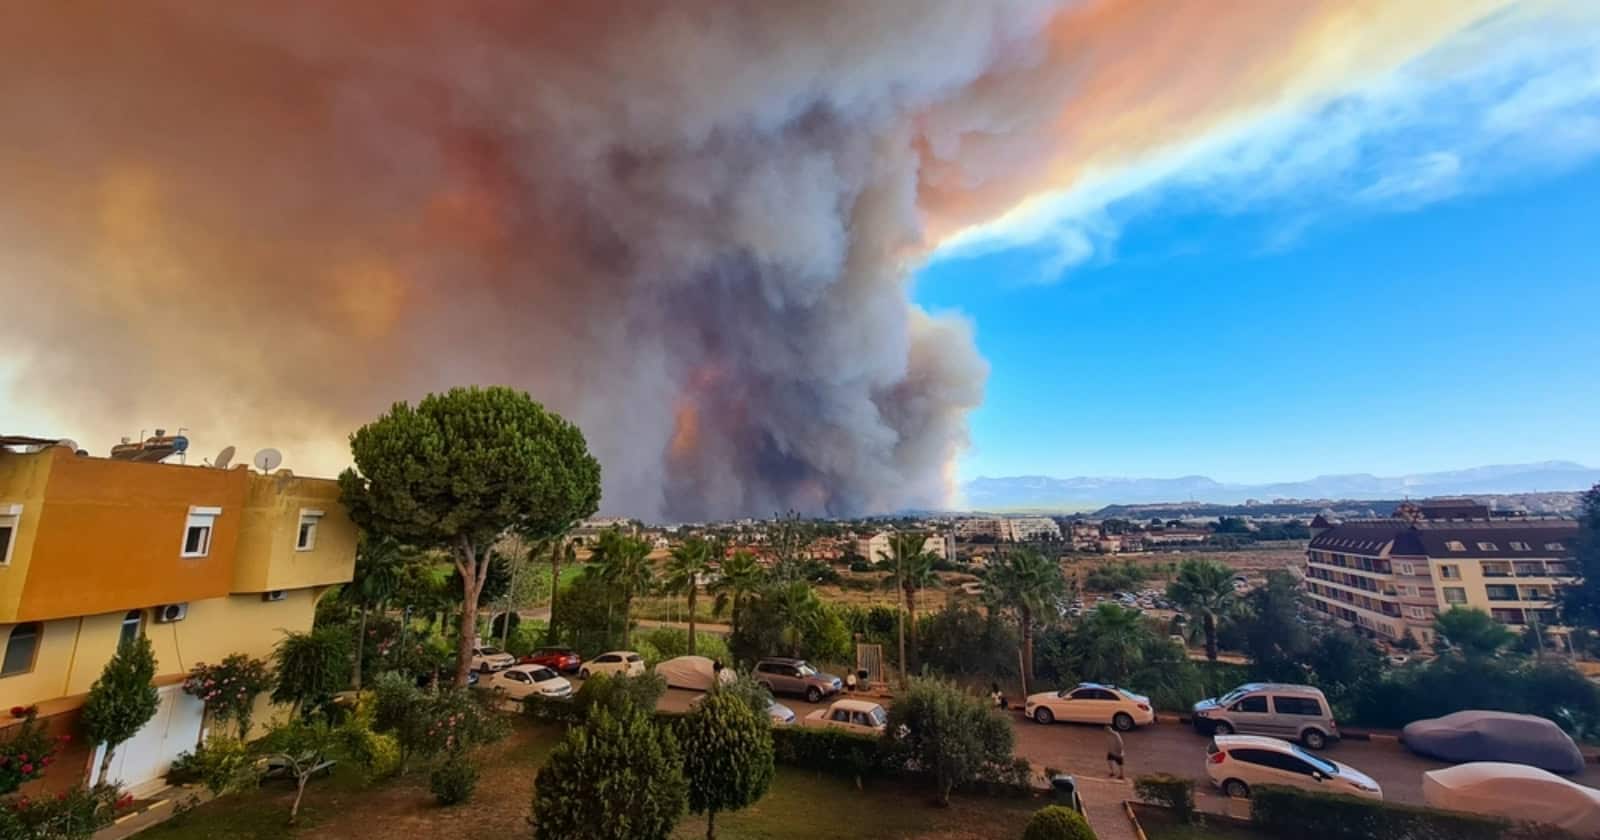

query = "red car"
519;647;582;674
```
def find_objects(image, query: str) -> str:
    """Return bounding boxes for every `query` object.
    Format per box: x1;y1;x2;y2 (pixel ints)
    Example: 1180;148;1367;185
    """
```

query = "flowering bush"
0;708;62;796
182;654;272;738
0;784;129;840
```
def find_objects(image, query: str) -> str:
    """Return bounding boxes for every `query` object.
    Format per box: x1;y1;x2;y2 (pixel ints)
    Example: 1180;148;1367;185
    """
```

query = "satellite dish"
213;446;237;469
252;448;283;473
55;439;78;451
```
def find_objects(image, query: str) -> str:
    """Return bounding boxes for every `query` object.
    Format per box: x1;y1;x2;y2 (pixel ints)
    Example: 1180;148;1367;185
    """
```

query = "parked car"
417;669;478;689
579;651;646;679
488;664;573;701
753;657;842;703
655;655;735;691
470;644;516;674
802;699;888;736
1025;682;1154;731
1205;735;1381;800
1423;762;1600;835
1192;683;1339;749
689;693;797;725
520;647;582;674
1403;710;1585;774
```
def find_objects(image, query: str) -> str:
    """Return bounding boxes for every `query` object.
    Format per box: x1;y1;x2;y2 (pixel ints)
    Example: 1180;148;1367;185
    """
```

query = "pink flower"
20;764;33;774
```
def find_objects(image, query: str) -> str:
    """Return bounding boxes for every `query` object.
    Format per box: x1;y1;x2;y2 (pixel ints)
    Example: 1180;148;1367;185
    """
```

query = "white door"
92;685;205;795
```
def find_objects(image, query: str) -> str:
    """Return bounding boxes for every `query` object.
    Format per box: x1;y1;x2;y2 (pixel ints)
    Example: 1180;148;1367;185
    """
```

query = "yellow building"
0;444;356;793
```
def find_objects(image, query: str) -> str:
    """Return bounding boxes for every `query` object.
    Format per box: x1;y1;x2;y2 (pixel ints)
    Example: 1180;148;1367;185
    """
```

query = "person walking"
1105;725;1126;780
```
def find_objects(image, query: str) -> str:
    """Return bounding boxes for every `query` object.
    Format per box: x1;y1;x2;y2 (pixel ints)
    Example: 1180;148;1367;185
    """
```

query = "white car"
1026;682;1155;731
470;644;515;673
655;655;735;691
1424;762;1600;836
579;651;646;679
488;664;573;700
1206;735;1381;801
802;699;888;736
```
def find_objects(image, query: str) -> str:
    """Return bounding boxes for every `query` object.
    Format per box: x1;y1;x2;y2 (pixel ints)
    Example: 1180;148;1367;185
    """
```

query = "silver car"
754;657;842;703
1192;683;1340;750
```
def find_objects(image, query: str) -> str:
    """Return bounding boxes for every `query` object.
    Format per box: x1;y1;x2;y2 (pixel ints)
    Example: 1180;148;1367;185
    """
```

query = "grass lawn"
147;717;1042;840
1131;803;1271;840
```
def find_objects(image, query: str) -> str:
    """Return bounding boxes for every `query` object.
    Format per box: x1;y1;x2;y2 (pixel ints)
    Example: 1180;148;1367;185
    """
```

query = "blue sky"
917;7;1600;483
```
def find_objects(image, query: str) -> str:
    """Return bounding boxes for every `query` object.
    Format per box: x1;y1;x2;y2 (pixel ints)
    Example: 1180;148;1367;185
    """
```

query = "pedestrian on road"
990;682;1008;710
1105;725;1125;780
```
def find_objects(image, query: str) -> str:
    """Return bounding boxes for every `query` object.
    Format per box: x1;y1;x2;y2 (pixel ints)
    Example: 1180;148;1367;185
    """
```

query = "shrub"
848;560;873;573
678;690;774;838
532;706;687;840
80;635;160;783
1133;774;1194;823
182;654;272;739
635;628;731;666
1250;784;1559;840
885;676;1016;805
272;626;353;715
1022;805;1097;840
0;708;59;795
769;725;891;784
0;784;127;840
165;737;259;794
717;676;776;721
405;688;508;762
505;622;548;658
370;671;421;734
429;754;479;806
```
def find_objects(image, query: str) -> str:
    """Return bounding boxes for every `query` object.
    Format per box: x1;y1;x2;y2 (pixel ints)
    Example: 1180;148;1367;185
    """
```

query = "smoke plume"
0;2;1497;520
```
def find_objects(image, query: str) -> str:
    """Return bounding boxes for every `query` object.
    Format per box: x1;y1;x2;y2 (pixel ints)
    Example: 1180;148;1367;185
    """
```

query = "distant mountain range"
960;461;1600;511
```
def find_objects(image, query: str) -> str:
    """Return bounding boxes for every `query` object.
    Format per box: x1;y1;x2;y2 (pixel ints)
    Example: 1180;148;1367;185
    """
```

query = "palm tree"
546;536;578;644
986;547;1066;696
711;549;765;638
1166;559;1238;661
341;534;405;690
663;537;713;656
878;532;937;683
1078;603;1147;685
768;580;826;658
594;528;655;648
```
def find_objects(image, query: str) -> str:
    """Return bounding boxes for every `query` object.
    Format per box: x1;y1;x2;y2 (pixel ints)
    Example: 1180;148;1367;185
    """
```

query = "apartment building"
853;532;952;562
0;444;356;794
1004;517;1062;542
1304;509;1577;647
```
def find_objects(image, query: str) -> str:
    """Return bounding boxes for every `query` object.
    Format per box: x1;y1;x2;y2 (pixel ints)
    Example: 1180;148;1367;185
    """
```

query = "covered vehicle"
654;655;735;691
1424;762;1600;836
1403;710;1584;774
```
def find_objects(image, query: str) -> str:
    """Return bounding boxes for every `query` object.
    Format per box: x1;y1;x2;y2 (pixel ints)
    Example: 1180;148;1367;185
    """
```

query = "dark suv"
754;657;842;703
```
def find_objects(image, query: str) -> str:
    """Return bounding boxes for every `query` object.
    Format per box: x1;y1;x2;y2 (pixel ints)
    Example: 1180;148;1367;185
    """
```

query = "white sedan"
1424;762;1600;836
579;651;646;679
488;664;573;700
470;644;516;673
1025;682;1155;730
802;699;888;736
1206;735;1381;800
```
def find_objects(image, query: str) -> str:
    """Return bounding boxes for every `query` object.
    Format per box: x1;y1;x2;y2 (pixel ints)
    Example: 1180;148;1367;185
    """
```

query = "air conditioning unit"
262;590;287;602
154;603;188;623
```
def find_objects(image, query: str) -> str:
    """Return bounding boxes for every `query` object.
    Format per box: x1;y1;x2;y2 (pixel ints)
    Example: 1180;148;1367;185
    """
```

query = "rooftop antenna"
210;445;237;469
252;447;283;473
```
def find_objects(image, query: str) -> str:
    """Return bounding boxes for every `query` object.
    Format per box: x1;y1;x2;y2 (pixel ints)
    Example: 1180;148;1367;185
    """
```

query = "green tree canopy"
664;538;713;657
339;386;601;686
710;549;766;639
1238;570;1310;677
1166;558;1239;661
532;706;687;840
986;548;1066;695
593;528;655;648
886;676;1015;806
679;690;774;839
272;625;352;715
80;634;160;784
1434;607;1517;659
1561;484;1600;630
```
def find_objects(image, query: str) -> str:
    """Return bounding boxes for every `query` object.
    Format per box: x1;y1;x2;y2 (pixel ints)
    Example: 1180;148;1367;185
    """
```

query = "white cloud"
930;0;1600;275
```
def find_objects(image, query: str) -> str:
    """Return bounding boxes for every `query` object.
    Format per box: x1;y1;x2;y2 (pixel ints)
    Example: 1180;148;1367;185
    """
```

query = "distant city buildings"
952;517;1060;542
1304;500;1578;647
852;531;952;561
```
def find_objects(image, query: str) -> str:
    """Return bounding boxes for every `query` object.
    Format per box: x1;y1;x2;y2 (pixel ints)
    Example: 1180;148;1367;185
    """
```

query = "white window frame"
1477;542;1498;552
0;504;20;566
182;506;221;558
1510;541;1531;551
1443;587;1467;605
296;509;325;552
1444;541;1466;552
1399;562;1414;575
1546;542;1566;552
1408;606;1427;620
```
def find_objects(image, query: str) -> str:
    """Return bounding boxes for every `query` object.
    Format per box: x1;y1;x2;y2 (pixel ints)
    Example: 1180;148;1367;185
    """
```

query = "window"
1232;695;1269;713
119;610;142;648
851;712;874;727
1510;542;1531;551
1546;542;1566;552
1399;562;1414;575
1477;542;1498;552
1252;751;1317;775
1445;541;1466;552
1229;749;1274;767
0;504;20;566
182;506;221;558
1408;607;1428;620
1438;565;1460;580
1272;696;1324;716
597;654;619;664
505;671;529;684
1485;585;1518;601
1443;587;1468;605
296;509;324;551
831;709;851;723
2;623;40;677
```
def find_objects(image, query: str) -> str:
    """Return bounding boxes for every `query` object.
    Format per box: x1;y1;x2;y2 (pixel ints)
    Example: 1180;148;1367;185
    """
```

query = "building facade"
1304;512;1576;646
1005;517;1062;542
852;532;952;562
0;445;356;793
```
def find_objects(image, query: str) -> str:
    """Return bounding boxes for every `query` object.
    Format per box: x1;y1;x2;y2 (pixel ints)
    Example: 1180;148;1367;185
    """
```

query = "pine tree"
80;635;160;785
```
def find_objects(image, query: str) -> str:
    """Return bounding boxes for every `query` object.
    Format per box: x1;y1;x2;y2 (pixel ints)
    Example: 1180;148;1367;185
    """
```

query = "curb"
1123;801;1150;840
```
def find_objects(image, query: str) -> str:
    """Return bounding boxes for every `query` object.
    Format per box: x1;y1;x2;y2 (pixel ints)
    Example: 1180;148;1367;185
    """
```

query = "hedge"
1251;784;1566;840
770;726;894;779
1133;774;1193;823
